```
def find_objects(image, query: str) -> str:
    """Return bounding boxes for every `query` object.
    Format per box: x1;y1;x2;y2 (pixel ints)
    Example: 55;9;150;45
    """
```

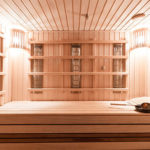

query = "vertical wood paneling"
5;30;150;102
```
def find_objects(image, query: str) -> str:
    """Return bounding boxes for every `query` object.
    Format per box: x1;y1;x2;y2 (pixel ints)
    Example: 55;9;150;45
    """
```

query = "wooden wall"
1;29;149;102
0;24;11;105
127;31;149;99
27;31;128;101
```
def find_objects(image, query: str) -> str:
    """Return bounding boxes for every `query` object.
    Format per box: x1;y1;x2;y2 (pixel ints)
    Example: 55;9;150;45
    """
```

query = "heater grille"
11;29;25;49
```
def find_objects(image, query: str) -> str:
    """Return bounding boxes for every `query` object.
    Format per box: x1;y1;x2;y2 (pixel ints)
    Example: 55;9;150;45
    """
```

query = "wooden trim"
28;88;128;92
0;72;5;75
29;56;128;59
0;142;149;150
1;115;150;125
29;40;127;44
72;0;74;30
2;124;150;133
0;90;5;95
0;53;5;57
1;133;150;138
0;33;4;39
1;134;150;143
28;72;128;76
78;0;82;30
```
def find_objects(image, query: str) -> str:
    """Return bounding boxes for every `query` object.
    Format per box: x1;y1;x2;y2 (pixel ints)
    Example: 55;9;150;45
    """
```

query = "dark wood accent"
1;133;150;143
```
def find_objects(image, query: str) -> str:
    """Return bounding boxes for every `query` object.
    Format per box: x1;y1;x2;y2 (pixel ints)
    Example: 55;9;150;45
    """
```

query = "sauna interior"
0;1;149;104
1;0;150;149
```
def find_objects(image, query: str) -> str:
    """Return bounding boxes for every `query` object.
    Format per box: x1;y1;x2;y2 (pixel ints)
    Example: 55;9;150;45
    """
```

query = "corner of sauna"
0;21;149;107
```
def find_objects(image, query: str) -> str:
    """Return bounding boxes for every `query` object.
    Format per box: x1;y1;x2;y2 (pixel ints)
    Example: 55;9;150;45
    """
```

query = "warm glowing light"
132;28;148;49
8;48;30;59
11;29;25;48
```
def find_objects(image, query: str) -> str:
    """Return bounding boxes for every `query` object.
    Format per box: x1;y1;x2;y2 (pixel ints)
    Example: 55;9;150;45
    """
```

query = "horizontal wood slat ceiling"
0;0;150;31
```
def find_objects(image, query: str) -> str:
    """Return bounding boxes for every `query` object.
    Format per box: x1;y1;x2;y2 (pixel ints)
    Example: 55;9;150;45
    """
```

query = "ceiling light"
131;13;145;20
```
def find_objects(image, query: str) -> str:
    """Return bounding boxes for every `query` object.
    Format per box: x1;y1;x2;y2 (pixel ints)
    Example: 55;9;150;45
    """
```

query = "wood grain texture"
0;0;150;31
27;30;129;101
0;142;150;150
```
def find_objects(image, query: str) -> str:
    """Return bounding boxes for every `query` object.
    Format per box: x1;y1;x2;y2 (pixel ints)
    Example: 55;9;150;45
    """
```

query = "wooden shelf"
28;88;128;92
0;53;5;57
29;56;128;60
0;33;4;39
28;72;128;76
0;90;5;95
29;40;127;45
0;72;5;75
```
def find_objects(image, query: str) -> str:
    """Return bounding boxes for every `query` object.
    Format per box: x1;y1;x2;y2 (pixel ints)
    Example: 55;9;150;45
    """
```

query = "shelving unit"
0;34;5;105
30;44;43;88
0;36;4;92
28;88;128;92
28;72;128;75
29;40;127;44
29;38;128;101
29;56;128;60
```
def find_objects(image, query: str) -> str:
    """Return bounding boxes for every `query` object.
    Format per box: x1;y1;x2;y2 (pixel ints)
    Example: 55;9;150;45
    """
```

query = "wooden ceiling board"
116;0;149;31
55;0;68;30
82;0;90;30
121;0;150;30
38;0;53;30
100;0;124;30
5;0;36;30
29;0;51;30
111;0;144;30
127;8;150;30
88;0;99;30
13;0;41;30
84;0;99;30
95;0;116;30
63;0;73;30
0;0;30;30
105;0;133;30
89;0;106;30
37;0;55;30
0;11;17;25
0;0;149;31
21;0;47;30
20;0;43;30
72;0;81;30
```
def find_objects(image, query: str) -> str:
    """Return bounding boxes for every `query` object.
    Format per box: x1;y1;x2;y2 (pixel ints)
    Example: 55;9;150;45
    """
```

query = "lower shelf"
28;88;128;92
0;90;5;95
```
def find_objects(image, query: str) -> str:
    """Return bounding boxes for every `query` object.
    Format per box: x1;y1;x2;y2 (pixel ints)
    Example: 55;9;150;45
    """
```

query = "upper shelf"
0;72;5;75
28;72;128;76
0;53;5;57
0;33;4;39
29;40;127;44
29;56;128;60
